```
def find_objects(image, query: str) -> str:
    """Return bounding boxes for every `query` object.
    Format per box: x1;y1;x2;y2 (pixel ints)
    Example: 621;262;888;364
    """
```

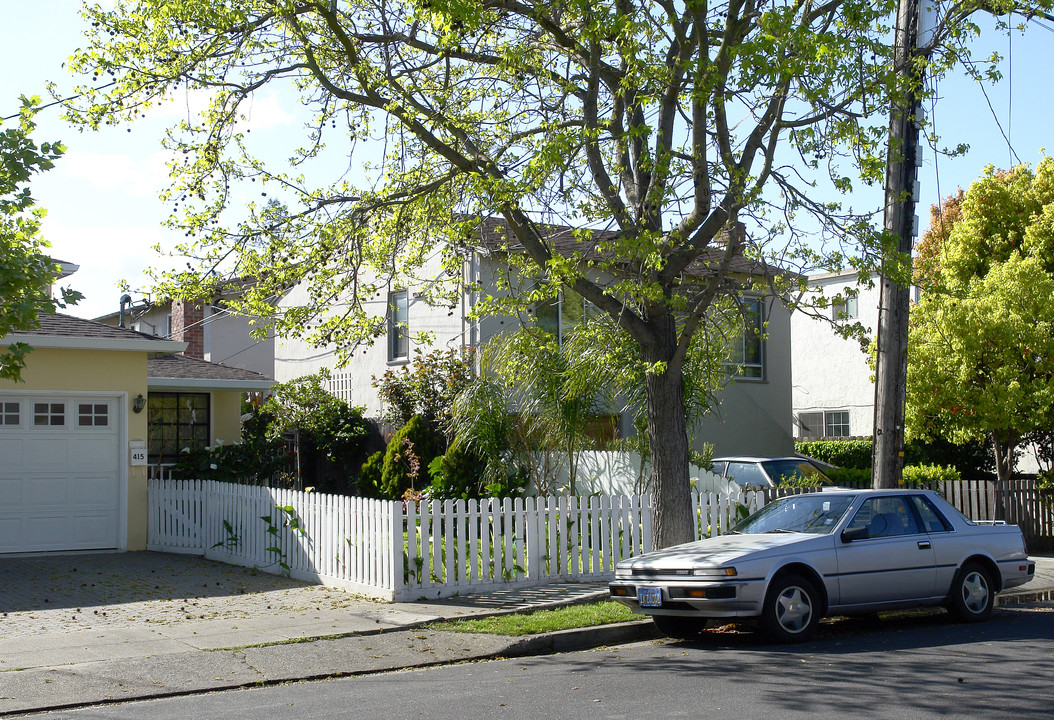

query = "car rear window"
761;459;830;485
726;461;769;486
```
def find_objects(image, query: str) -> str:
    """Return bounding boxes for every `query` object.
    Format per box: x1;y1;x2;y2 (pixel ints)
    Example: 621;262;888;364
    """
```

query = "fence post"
526;496;541;580
390;499;404;598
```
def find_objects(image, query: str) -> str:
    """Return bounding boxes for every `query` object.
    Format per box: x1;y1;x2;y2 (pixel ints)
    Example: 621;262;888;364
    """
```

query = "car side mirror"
841;526;869;543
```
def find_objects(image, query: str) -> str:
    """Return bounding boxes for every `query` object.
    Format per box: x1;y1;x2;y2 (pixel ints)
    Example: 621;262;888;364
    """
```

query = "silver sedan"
610;489;1035;642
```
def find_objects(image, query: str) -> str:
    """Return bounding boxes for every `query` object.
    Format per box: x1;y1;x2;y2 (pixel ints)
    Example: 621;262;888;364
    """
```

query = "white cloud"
58;148;172;198
44;222;179;320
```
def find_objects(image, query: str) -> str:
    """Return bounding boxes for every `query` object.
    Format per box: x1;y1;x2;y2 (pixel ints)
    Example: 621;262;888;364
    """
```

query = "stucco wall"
211;390;246;447
199;311;274;378
0;346;149;550
791;271;879;438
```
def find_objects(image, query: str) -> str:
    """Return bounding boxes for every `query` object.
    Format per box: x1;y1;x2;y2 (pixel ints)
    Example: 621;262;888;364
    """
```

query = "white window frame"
725;297;765;380
387;289;409;362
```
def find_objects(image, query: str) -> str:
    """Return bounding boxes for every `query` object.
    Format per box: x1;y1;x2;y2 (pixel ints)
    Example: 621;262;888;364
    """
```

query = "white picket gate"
147;479;764;601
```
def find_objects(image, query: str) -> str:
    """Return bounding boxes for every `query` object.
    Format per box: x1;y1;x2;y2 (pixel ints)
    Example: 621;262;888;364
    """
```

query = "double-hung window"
388;290;409;362
832;296;859;321
726;297;764;379
535;289;584;346
798;410;850;439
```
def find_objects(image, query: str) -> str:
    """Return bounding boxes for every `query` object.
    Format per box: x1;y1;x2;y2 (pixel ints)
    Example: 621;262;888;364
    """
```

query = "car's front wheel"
948;561;995;622
652;615;708;639
760;573;821;643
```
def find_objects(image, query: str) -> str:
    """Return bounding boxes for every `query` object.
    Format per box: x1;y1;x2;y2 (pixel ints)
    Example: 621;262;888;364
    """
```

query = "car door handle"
917;541;932;550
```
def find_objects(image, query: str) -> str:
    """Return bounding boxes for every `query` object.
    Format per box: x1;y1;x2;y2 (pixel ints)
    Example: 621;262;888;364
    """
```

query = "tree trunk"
991;431;1016;484
643;322;694;549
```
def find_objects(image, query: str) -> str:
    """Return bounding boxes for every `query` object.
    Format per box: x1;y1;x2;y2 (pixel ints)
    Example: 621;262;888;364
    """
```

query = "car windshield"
760;459;831;486
733;494;855;535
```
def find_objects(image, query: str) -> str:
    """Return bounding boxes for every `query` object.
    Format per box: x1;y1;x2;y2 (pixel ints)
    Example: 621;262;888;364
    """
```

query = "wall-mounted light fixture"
133;394;146;414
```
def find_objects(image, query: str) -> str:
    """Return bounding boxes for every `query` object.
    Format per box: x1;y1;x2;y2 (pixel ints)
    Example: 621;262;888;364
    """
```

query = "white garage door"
0;394;122;553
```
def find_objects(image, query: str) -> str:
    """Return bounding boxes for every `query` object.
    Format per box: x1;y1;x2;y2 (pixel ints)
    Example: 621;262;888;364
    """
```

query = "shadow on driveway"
0;551;309;614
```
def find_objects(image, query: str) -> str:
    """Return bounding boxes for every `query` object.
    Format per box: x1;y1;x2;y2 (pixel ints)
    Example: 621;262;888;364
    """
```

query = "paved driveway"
0;552;373;640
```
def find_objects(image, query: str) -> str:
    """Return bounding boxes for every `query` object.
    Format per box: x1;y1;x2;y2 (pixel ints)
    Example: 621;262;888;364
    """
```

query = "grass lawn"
426;600;640;636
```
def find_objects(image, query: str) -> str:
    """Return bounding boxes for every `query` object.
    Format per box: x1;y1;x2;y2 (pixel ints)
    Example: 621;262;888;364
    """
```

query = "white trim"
2;334;187;353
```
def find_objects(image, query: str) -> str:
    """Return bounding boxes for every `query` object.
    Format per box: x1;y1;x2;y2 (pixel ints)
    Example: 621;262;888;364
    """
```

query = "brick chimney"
171;300;205;359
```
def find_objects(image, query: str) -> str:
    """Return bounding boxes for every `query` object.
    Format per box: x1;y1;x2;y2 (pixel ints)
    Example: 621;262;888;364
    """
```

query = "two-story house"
275;217;796;458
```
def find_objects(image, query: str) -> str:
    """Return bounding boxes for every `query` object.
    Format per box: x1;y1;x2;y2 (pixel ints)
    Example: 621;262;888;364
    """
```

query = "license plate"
637;587;662;608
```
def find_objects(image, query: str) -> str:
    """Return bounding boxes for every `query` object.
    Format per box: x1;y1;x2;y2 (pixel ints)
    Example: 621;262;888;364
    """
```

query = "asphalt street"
17;604;1054;720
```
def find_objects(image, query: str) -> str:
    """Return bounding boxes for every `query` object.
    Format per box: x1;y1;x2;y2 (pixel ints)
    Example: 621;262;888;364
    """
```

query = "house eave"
2;335;188;353
148;378;274;392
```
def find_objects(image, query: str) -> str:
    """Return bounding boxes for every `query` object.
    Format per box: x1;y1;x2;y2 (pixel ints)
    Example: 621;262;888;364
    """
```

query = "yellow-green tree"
908;160;1054;481
1;96;79;381
56;0;1052;547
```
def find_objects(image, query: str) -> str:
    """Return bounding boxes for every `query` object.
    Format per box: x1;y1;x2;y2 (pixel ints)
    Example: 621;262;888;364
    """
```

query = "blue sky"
2;3;1052;320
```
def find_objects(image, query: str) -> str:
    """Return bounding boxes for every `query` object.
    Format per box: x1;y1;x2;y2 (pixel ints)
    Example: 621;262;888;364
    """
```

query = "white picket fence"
147;479;764;601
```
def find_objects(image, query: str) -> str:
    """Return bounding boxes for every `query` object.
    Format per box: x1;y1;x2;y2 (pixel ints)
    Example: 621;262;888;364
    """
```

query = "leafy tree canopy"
56;0;1052;546
1;96;80;381
908;159;1054;481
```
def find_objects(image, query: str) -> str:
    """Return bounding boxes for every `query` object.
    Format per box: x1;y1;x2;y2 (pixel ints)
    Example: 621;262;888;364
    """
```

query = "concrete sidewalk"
0;551;1051;716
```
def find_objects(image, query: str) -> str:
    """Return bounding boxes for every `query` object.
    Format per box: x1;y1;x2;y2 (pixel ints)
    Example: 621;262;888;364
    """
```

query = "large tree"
1;96;79;381
59;0;1049;547
908;160;1054;482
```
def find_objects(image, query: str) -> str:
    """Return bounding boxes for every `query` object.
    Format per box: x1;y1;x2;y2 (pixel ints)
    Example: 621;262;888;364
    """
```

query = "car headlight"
692;567;737;577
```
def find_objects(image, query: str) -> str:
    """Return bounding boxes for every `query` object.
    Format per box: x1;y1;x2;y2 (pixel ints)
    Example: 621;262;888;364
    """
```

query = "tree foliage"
1;96;80;380
58;0;1052;546
907;160;1054;481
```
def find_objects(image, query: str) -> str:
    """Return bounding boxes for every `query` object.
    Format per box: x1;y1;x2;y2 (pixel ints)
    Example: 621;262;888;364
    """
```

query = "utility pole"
872;0;932;488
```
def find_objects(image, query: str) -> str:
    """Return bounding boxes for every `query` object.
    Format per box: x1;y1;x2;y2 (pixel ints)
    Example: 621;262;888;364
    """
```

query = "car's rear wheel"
948;561;994;622
651;615;708;639
760;573;821;643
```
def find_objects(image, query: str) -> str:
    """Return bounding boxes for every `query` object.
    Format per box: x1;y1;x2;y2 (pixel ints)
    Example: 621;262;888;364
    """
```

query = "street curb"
997;588;1054;606
497;620;662;657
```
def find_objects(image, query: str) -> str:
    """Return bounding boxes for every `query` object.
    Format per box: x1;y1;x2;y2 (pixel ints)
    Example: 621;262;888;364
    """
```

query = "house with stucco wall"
275;217;796;459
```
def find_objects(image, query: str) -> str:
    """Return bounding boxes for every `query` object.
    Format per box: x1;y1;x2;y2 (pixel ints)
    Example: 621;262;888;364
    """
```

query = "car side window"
845;497;921;538
910;495;952;533
726;462;768;486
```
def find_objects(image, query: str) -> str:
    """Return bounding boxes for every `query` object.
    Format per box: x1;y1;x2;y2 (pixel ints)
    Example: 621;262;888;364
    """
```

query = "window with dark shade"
388;290;409;361
148;392;210;463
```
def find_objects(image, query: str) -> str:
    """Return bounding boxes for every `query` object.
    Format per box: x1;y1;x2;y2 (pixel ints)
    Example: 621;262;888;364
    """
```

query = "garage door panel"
70;437;119;468
68;475;121;505
22;437;70;467
0;439;20;464
70;511;121;546
24;475;72;506
0;477;23;505
0;517;23;552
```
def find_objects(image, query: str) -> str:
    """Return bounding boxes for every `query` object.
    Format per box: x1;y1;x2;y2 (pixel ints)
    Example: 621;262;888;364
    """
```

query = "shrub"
358;450;385;498
795;439;872;469
428;445;487;500
378;415;445;499
372;347;476;430
902;463;960;487
825;466;872;486
904;437;993;478
797;436;994;478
